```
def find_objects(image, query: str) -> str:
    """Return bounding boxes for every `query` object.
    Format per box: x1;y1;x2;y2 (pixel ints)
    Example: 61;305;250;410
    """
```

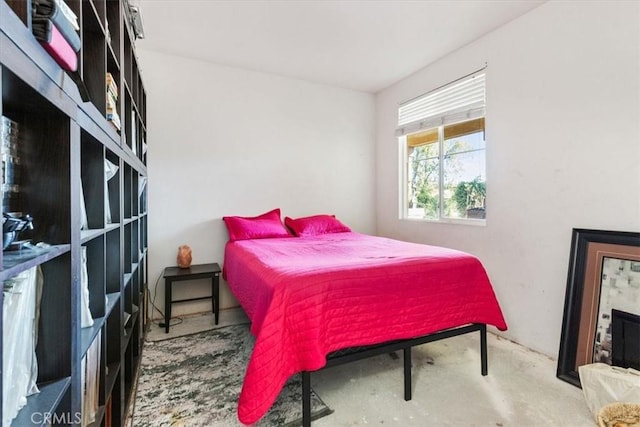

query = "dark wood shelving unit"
0;0;149;425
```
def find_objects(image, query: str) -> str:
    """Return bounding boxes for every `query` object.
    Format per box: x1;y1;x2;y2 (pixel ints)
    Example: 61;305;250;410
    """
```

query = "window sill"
400;217;486;227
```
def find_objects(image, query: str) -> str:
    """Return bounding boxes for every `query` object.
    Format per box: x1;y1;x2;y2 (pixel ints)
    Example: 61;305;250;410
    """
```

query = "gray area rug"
133;324;332;426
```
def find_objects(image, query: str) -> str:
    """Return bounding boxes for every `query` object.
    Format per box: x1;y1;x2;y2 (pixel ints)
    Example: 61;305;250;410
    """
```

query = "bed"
223;221;507;425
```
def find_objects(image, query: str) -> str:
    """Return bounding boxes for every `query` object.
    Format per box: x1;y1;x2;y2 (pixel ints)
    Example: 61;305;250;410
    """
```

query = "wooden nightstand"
163;262;221;333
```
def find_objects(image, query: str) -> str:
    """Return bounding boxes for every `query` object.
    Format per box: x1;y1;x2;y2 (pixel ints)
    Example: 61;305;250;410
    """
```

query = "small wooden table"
163;262;221;333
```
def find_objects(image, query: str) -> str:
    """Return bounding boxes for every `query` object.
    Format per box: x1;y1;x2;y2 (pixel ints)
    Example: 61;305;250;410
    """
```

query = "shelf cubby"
37;254;73;383
89;0;106;31
106;302;121;368
123;164;132;219
105;227;120;295
1;69;72;245
81;130;106;230
84;235;106;318
139;179;147;216
122;89;133;153
105;0;121;66
122;31;132;94
82;3;107;116
123;222;131;274
131;220;139;265
105;150;120;224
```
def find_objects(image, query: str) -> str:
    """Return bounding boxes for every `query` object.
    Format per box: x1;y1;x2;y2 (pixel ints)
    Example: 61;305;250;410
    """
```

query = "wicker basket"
597;402;640;427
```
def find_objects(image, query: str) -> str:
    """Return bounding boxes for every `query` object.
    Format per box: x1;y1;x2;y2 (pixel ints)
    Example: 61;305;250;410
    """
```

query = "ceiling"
136;0;544;93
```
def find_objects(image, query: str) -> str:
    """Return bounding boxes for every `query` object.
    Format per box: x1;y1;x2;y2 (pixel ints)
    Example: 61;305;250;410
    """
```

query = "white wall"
376;1;640;357
138;50;376;317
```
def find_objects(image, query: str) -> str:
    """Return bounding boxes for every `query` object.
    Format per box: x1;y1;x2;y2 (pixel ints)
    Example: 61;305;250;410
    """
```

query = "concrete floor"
146;309;596;426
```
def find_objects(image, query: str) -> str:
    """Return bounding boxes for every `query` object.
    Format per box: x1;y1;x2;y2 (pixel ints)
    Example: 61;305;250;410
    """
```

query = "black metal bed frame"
301;323;488;426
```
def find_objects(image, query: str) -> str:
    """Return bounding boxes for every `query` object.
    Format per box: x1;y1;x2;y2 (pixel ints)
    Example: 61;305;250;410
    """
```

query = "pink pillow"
284;214;351;237
223;208;291;241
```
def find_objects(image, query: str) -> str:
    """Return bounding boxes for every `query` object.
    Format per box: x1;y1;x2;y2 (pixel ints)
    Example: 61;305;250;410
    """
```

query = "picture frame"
557;228;640;387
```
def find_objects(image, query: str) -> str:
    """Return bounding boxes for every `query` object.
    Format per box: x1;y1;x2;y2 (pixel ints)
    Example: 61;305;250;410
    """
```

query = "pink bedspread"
223;232;507;424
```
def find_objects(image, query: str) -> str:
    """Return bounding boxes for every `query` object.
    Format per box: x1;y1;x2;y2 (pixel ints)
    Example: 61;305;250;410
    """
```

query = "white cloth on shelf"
104;159;119;224
81;246;94;328
2;266;43;427
80;182;88;230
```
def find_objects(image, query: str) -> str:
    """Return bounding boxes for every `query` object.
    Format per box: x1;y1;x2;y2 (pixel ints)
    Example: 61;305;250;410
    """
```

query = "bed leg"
480;324;488;376
302;371;311;427
404;346;412;401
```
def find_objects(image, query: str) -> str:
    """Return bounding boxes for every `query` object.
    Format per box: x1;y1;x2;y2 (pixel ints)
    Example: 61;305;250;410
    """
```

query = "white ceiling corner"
137;0;545;93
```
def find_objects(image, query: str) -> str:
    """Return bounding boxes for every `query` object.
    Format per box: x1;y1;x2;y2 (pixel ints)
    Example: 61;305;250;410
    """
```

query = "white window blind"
396;70;485;137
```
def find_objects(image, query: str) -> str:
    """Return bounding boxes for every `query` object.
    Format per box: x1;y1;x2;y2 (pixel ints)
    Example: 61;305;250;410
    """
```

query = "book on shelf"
106;80;118;109
107;89;118;108
106;73;120;129
106;110;121;131
32;8;81;52
54;0;79;30
106;92;117;111
31;19;78;72
106;73;118;99
2;115;22;214
32;0;79;31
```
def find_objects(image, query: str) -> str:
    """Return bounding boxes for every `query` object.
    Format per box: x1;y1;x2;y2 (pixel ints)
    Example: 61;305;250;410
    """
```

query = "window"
398;71;486;221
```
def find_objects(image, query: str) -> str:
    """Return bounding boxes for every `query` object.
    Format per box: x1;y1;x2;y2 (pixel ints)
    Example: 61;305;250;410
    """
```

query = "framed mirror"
557;228;640;387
